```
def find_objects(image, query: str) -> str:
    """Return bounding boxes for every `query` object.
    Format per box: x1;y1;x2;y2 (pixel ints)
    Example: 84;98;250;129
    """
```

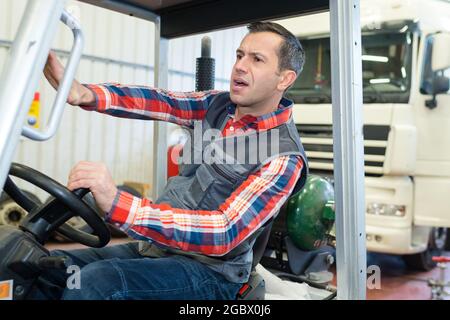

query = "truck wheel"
403;227;447;271
445;228;450;251
0;199;28;227
0;190;41;227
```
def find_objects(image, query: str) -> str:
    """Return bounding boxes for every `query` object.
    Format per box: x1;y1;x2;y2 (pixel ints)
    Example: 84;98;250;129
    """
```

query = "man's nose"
234;57;249;73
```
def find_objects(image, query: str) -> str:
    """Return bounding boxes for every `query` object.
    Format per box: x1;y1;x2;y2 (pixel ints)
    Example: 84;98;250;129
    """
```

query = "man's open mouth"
233;79;249;87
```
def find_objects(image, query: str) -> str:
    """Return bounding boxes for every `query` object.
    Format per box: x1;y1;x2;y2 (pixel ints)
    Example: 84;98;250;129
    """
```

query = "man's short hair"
247;21;305;77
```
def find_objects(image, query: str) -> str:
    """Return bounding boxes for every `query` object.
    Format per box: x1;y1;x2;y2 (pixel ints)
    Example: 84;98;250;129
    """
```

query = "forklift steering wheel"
4;163;110;247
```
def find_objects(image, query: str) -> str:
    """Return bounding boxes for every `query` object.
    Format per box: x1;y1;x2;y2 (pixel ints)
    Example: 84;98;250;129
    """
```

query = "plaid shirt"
82;84;304;256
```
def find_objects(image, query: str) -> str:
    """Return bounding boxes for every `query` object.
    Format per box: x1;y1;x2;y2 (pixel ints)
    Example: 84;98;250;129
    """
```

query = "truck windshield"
287;32;412;104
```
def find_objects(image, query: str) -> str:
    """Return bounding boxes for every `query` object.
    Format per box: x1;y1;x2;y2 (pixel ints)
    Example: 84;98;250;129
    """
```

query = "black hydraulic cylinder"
195;36;215;91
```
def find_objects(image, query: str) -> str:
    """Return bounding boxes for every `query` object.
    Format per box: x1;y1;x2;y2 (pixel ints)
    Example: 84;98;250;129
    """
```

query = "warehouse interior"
0;0;449;302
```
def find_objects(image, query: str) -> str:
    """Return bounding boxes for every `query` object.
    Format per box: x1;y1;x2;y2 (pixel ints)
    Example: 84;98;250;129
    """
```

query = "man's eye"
236;54;242;60
254;57;262;62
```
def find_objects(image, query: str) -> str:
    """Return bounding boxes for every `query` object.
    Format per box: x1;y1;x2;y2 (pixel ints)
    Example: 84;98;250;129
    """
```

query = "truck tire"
445;228;450;251
0;190;42;227
0;199;28;227
403;227;447;271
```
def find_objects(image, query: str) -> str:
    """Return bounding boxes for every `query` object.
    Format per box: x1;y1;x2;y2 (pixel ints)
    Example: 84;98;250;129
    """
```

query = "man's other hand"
44;51;96;107
68;161;118;213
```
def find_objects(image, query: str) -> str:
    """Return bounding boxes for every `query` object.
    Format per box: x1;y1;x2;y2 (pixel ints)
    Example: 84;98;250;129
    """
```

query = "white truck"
279;0;450;270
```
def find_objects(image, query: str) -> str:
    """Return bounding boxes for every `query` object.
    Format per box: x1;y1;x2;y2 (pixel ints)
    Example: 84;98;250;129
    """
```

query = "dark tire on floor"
403;227;447;271
0;189;42;227
445;228;450;251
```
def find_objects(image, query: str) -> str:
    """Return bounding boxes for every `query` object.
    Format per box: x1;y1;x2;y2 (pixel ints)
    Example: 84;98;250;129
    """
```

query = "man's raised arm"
44;51;219;128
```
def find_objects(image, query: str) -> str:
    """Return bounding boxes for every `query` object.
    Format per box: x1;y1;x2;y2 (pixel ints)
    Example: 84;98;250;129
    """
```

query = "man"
31;21;308;300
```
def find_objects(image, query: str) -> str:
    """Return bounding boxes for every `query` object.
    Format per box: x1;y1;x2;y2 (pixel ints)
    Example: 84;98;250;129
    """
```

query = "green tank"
286;175;335;251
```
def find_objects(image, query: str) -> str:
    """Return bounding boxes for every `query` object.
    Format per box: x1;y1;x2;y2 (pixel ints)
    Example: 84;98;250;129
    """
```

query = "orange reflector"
0;280;13;300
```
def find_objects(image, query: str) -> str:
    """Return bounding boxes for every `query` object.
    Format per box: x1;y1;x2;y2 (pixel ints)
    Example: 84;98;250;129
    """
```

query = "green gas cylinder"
286;175;335;251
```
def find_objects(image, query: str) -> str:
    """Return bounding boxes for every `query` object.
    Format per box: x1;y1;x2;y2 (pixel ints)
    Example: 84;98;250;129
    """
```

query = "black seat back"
251;220;274;270
240;177;305;300
250;172;306;269
251;194;298;269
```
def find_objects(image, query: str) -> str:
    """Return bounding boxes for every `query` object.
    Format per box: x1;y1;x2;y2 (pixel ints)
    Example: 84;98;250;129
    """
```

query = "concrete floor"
364;252;450;300
45;238;450;300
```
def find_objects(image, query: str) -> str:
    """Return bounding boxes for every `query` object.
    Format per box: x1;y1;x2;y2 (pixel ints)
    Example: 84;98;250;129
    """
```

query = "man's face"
230;32;284;107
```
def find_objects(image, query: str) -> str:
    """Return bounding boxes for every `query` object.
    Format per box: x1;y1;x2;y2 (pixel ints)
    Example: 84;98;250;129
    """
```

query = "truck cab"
278;0;450;270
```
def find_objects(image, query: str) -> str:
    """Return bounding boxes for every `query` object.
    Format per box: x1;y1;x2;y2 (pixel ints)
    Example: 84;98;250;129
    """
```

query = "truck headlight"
366;203;406;217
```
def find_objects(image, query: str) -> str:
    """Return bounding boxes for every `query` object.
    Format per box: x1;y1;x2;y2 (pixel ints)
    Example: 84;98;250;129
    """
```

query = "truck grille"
297;124;390;177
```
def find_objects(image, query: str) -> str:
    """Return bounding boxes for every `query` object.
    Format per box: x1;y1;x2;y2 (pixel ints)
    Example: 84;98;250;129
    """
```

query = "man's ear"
277;70;297;91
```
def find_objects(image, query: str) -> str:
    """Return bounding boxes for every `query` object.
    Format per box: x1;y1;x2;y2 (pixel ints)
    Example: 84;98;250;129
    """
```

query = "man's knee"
61;259;124;300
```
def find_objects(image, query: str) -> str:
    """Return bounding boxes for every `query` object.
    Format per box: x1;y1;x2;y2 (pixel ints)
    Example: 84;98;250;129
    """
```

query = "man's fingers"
66;162;117;213
68;170;100;183
69;161;102;175
44;51;84;105
67;178;97;191
69;163;96;175
48;50;57;60
43;51;65;90
68;162;110;186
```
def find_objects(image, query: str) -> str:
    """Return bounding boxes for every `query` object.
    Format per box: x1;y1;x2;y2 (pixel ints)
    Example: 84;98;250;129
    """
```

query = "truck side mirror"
426;76;450;109
424;33;450;109
431;33;450;72
433;76;450;94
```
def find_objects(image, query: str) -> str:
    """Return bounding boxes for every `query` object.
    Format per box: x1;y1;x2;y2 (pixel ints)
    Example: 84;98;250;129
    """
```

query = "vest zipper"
210;163;239;184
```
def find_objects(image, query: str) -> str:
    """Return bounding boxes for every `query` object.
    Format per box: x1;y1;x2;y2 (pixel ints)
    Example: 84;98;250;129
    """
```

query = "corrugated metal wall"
0;0;246;201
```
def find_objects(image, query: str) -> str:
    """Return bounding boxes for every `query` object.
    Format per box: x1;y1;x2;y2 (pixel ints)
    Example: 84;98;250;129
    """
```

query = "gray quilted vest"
138;92;308;283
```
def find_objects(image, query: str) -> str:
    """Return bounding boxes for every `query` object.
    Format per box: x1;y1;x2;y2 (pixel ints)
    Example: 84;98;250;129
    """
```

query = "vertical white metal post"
330;0;367;300
152;17;169;200
83;1;167;199
0;0;66;190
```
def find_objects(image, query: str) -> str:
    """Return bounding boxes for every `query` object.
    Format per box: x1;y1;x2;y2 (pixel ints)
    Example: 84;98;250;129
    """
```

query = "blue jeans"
27;242;241;300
